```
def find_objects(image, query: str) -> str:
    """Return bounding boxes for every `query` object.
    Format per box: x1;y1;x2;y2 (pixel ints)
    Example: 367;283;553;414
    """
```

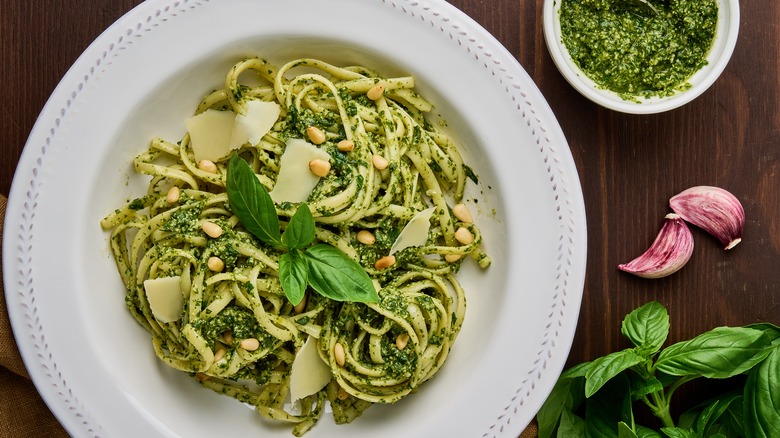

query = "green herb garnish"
227;154;378;306
538;301;780;437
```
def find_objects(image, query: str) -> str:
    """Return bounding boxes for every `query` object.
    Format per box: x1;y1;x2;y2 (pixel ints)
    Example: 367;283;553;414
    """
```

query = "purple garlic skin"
619;214;694;279
669;186;744;250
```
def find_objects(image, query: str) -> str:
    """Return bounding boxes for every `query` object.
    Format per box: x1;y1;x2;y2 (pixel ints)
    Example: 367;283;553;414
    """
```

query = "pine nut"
367;83;385;101
194;372;210;382
214;347;226;362
207;256;224;272
201;221;223;238
337;387;349;400
198;159;218;174
166;186;180;204
356;230;376;245
374;255;396;270
306;126;326;145
372;155;389;170
222;331;234;345
452;203;473;223
337;139;355;152
294;294;307;314
308;159;331;177
445;254;462;263
396;333;410;350
334;342;346;366
240;338;260;351
454;227;474;245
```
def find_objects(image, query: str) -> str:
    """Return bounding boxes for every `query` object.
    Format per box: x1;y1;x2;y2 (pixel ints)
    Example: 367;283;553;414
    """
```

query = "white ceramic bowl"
543;0;740;114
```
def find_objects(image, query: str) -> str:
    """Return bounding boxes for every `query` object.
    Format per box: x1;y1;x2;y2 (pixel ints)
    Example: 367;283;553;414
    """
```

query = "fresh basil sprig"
537;301;780;438
226;154;378;305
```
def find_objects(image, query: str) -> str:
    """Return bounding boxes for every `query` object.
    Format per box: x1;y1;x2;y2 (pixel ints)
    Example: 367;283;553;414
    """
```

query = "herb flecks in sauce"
560;0;718;100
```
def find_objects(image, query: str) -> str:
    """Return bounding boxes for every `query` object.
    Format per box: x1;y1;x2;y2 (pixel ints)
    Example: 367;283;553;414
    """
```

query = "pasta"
100;56;491;435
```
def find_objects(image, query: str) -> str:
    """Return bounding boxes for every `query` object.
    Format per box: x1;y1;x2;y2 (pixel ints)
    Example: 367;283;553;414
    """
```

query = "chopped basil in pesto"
560;0;718;100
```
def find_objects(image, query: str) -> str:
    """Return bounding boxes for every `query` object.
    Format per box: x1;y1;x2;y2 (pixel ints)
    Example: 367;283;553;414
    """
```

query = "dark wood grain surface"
2;0;778;435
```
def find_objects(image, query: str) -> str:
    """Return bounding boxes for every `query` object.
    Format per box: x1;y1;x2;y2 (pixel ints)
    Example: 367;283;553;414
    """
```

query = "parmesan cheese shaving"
289;335;332;401
229;100;281;150
269;138;331;203
143;276;184;323
185;109;236;162
390;207;436;254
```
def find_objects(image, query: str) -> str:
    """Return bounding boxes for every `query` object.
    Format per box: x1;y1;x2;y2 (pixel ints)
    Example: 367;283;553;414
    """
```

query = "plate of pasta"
4;1;587;437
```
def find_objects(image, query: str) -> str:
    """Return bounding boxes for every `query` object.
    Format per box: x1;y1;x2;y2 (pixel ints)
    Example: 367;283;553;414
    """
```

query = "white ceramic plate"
4;0;587;437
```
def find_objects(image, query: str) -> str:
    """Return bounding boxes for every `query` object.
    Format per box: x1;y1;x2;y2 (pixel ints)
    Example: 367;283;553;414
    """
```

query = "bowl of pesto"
543;0;740;114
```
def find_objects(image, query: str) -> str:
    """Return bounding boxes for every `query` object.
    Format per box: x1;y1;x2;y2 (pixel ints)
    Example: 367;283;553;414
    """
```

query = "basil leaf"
659;427;694;438
282;203;315;250
558;409;586;437
226;154;282;247
678;391;741;433
720;395;745;437
745;322;780;345
585;399;619;438
585;373;632;438
743;346;780;438
304;244;378;303
538;374;586;438
634;425;663;438
279;250;308;306
654;327;774;378
628;374;663;401
585;349;646;397
695;397;734;435
562;361;592;379
617;422;639;438
677;389;745;437
621;301;669;357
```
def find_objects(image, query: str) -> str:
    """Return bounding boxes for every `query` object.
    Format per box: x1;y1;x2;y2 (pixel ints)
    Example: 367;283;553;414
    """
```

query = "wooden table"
2;0;778;435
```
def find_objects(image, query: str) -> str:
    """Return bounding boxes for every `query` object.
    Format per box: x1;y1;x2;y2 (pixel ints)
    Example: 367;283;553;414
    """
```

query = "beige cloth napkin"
0;194;538;437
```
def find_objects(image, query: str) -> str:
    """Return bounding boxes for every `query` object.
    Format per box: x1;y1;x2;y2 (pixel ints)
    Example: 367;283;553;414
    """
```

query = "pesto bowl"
543;0;740;114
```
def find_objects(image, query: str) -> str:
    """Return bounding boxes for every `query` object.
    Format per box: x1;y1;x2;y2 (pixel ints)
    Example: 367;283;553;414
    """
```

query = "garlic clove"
618;213;694;279
669;186;744;250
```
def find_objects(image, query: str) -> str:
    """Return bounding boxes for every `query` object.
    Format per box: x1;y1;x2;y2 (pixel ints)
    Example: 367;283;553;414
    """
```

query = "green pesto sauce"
160;205;202;234
379;334;416;379
192;306;274;349
559;0;718;100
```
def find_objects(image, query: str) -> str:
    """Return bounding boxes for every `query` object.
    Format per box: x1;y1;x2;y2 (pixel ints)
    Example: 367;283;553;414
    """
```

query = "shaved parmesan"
185;109;236;162
269;138;331;203
185;102;281;163
143;276;184;323
289;336;332;401
228;101;281;150
390;207;436;254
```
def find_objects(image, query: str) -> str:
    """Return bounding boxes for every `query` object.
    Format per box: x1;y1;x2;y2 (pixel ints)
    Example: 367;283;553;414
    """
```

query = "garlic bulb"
669;186;744;250
618;214;694;279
